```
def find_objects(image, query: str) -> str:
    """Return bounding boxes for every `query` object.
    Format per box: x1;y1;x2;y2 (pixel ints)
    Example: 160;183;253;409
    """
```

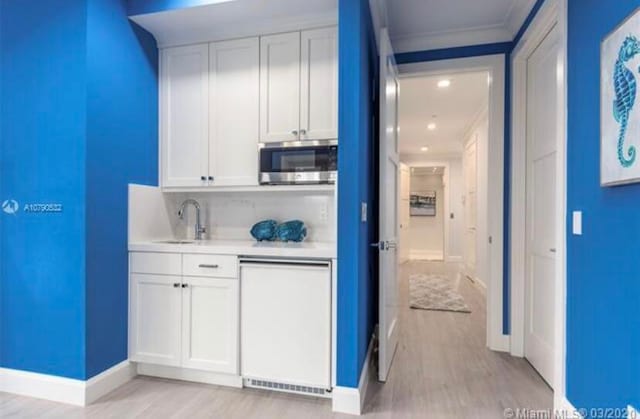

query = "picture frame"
601;7;640;186
410;191;436;217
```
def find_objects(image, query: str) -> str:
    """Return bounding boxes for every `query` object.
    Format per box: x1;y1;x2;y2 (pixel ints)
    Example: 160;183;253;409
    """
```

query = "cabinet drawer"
130;252;181;275
183;254;237;278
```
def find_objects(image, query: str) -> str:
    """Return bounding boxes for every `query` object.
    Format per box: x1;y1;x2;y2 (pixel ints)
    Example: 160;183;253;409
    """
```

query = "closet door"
300;27;338;141
161;44;209;188
209;38;260;186
260;32;301;143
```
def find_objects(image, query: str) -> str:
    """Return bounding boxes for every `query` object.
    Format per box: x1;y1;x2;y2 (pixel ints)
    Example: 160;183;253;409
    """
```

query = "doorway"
392;58;506;352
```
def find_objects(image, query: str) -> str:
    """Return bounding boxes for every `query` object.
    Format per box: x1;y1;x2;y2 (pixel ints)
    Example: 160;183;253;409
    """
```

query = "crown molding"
391;25;512;54
504;0;537;36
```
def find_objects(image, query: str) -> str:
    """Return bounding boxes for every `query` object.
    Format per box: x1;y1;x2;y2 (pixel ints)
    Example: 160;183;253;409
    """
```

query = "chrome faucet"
178;199;206;240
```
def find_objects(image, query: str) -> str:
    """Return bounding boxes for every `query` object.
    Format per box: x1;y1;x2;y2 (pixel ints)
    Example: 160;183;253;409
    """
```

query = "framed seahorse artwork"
601;7;640;186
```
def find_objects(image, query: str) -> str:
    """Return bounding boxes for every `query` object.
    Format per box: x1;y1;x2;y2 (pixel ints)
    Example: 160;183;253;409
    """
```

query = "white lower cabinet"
129;252;239;376
181;276;239;373
130;274;183;366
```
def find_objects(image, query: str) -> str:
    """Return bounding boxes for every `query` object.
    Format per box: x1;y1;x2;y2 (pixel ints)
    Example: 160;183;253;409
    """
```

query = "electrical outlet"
318;201;329;223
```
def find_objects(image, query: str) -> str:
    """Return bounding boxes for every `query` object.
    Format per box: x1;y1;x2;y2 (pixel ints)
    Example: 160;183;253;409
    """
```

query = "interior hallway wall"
408;172;444;260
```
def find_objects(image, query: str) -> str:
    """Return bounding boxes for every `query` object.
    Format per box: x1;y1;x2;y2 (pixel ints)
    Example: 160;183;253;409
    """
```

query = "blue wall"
566;0;640;411
337;0;378;388
0;0;158;380
0;0;88;379
128;0;220;16
85;0;158;378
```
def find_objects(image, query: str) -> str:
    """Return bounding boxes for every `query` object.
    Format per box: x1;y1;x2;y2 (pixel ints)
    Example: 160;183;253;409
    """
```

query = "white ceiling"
384;0;536;52
398;71;488;158
131;0;337;47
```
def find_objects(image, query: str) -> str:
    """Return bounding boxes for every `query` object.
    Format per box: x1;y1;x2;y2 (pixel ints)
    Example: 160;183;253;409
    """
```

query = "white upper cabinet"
160;27;337;188
161;44;210;188
260;27;338;144
260;32;302;143
300;27;338;141
209;38;260;186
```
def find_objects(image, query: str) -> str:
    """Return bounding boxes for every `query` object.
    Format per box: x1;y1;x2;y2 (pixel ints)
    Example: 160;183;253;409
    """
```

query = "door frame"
399;55;507;352
404;161;450;262
510;0;567;408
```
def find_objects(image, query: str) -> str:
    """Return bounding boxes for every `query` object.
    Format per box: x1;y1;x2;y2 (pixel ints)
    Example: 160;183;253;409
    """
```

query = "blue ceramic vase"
276;220;307;242
250;219;278;241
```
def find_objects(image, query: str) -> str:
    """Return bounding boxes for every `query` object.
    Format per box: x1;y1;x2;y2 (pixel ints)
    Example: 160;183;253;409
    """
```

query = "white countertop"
129;239;336;259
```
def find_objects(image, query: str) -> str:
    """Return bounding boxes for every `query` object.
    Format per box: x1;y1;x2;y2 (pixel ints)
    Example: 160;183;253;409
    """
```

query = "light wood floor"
0;261;552;418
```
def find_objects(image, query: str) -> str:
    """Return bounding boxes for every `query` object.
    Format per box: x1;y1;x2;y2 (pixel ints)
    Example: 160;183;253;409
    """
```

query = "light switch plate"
361;202;368;223
572;211;582;235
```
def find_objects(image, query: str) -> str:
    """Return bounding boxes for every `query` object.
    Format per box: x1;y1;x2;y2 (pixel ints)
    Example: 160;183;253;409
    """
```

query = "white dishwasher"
239;257;332;396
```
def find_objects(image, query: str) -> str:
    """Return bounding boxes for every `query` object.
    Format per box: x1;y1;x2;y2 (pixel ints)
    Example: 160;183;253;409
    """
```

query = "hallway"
364;261;552;417
0;262;552;419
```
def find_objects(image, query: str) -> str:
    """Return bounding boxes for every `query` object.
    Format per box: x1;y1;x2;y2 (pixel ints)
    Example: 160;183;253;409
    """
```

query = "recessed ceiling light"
437;79;451;88
427;123;436;131
421;147;429;152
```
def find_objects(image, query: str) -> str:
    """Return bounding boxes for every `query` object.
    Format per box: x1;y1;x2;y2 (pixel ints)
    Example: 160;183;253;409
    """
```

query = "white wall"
167;191;337;243
400;156;464;261
129;186;337;243
409;173;444;260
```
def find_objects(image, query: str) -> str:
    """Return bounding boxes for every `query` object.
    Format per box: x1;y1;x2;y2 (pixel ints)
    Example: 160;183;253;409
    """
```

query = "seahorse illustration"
612;35;640;168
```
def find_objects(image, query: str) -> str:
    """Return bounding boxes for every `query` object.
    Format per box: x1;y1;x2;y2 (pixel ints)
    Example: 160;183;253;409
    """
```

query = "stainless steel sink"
153;240;195;245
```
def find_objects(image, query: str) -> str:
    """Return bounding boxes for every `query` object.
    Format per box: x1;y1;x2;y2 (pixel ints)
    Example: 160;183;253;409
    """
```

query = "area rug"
409;274;471;313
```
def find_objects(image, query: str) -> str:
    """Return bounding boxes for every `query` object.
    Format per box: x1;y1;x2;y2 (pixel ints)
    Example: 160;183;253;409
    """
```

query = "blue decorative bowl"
276;220;307;242
250;220;278;242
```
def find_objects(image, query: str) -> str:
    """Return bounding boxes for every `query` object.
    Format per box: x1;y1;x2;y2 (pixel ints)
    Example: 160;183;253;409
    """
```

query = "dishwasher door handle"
239;258;331;268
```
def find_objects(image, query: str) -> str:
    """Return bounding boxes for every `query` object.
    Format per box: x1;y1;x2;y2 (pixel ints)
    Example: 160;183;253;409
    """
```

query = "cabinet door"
161;44;209;188
300;27;338;141
260;32;301;143
210;38;259;186
130;274;182;366
181;277;239;374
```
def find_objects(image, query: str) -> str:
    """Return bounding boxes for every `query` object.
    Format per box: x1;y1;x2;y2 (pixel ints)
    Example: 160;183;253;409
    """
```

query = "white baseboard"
86;361;136;404
555;396;583;419
136;363;243;388
0;360;135;406
332;336;374;415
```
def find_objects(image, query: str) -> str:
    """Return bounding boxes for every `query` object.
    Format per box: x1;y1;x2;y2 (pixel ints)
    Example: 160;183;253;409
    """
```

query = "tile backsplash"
165;191;336;243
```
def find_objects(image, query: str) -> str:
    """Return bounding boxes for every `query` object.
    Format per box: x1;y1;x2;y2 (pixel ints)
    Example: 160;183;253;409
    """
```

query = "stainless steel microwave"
259;140;338;185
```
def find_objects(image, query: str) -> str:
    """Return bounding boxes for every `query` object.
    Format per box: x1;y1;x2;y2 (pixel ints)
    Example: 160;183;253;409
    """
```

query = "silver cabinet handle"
181;283;189;288
300;129;307;135
173;283;180;288
550;248;557;253
198;264;219;269
291;130;298;136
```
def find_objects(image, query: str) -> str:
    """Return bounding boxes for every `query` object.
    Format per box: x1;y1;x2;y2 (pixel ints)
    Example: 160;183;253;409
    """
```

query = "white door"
240;261;331;388
377;28;400;382
260;32;301;143
181;277;239;374
161;44;209;188
300;27;338;141
398;164;411;263
463;138;478;280
209;38;260;186
129;274;182;366
525;25;559;387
